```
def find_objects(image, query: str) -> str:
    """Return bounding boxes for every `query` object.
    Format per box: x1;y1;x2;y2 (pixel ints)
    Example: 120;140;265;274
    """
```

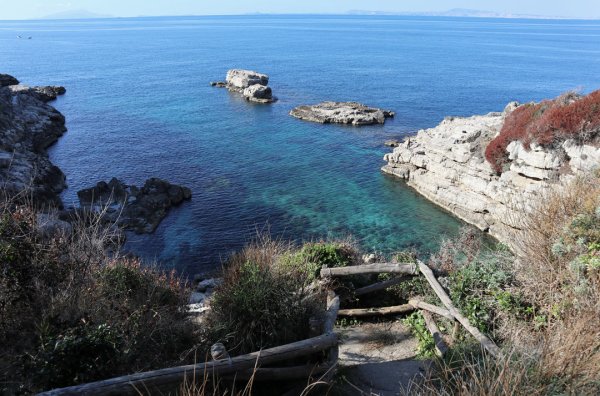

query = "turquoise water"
1;15;599;274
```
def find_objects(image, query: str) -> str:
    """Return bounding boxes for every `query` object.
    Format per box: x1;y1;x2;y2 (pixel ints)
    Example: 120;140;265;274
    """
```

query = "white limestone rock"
382;103;600;247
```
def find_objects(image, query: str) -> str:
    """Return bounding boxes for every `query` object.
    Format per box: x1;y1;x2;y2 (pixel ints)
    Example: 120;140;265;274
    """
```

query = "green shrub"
448;249;514;334
0;203;197;394
31;323;123;389
279;241;357;282
403;311;436;358
206;255;322;355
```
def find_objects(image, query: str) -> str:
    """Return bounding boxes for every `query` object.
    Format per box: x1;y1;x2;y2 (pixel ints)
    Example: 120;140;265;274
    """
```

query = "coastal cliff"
0;74;67;207
382;98;600;245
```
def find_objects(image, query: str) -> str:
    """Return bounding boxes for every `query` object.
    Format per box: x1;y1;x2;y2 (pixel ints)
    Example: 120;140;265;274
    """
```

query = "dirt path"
334;321;426;395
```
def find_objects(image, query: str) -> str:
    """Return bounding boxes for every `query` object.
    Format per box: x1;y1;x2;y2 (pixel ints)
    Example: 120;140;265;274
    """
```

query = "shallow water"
1;15;599;274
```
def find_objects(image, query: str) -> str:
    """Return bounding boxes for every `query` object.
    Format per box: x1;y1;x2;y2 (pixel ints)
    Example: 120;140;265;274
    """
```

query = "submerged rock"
212;69;276;103
290;101;394;125
384;139;401;147
0;75;67;208
78;177;192;234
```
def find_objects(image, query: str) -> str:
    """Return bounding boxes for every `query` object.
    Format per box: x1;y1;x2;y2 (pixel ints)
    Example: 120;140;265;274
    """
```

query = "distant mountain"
41;9;113;20
347;8;578;20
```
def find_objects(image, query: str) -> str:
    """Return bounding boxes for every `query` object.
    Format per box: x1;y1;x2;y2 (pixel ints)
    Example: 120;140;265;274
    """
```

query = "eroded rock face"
226;69;269;91
382;103;600;246
212;69;276;103
0;74;67;208
290;102;395;125
78;177;192;234
242;84;273;103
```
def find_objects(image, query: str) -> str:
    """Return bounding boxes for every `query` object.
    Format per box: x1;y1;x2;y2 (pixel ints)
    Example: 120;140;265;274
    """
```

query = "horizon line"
2;12;600;23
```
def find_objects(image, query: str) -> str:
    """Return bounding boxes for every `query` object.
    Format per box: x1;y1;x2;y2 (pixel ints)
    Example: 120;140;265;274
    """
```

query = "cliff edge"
383;95;600;245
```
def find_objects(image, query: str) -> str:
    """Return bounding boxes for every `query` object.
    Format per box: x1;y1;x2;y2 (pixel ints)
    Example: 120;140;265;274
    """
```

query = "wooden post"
421;311;448;357
38;333;338;396
322;291;340;384
320;263;417;278
323;292;340;334
337;304;414;318
417;261;501;358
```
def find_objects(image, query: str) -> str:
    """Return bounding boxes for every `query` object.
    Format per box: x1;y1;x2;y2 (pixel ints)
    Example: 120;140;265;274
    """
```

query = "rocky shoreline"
0;74;191;234
382;101;600;245
0;74;68;208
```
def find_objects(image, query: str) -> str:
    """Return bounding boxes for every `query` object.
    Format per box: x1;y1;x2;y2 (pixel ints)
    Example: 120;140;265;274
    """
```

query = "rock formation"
212;69;275;103
78;177;192;234
0;74;67;207
290;102;394;125
382;102;600;245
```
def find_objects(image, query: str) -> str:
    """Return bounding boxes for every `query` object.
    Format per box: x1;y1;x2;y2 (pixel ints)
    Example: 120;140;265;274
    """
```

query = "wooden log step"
337;304;414;317
320;263;417;277
408;299;454;321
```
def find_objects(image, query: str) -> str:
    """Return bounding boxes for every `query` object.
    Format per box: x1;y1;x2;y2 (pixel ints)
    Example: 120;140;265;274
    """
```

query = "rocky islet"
212;69;276;103
290;101;395;125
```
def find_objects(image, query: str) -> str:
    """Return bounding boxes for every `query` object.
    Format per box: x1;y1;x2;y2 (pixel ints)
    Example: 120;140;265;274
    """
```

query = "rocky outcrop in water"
78;177;192;234
290;102;394;125
382;103;600;245
0;74;67;207
212;69;275;103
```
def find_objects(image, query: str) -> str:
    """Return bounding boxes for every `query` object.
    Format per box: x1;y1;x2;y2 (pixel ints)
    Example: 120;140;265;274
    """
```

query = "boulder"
384;139;401;147
78;177;192;234
290;102;395;125
243;84;274;103
225;69;269;91
0;74;19;87
9;84;66;102
213;69;276;104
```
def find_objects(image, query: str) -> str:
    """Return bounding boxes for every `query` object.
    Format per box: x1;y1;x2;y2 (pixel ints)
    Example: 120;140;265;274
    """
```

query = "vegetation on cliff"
0;203;199;393
405;171;600;395
485;90;600;174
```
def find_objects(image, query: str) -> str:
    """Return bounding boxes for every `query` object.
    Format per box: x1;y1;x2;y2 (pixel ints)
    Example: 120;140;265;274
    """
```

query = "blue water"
2;15;599;274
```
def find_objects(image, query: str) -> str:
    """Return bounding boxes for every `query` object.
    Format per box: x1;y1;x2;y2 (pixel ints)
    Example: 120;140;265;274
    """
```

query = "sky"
1;0;599;20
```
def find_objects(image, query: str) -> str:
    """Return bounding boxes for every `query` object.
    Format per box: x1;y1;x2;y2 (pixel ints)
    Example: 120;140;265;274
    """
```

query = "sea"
1;15;599;275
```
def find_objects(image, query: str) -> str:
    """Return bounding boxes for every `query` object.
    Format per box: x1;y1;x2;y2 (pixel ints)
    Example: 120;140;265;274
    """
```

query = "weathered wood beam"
421;310;448;357
417;260;501;358
337;304;414;318
323;292;340;334
320;263;417;277
408;299;454;321
38;333;338;396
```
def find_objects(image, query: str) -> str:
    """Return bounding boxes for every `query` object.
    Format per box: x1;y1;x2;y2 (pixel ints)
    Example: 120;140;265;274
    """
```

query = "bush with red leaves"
485;90;600;174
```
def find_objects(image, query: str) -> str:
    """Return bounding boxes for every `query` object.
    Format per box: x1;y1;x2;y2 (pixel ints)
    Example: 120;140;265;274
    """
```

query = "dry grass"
406;171;600;395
